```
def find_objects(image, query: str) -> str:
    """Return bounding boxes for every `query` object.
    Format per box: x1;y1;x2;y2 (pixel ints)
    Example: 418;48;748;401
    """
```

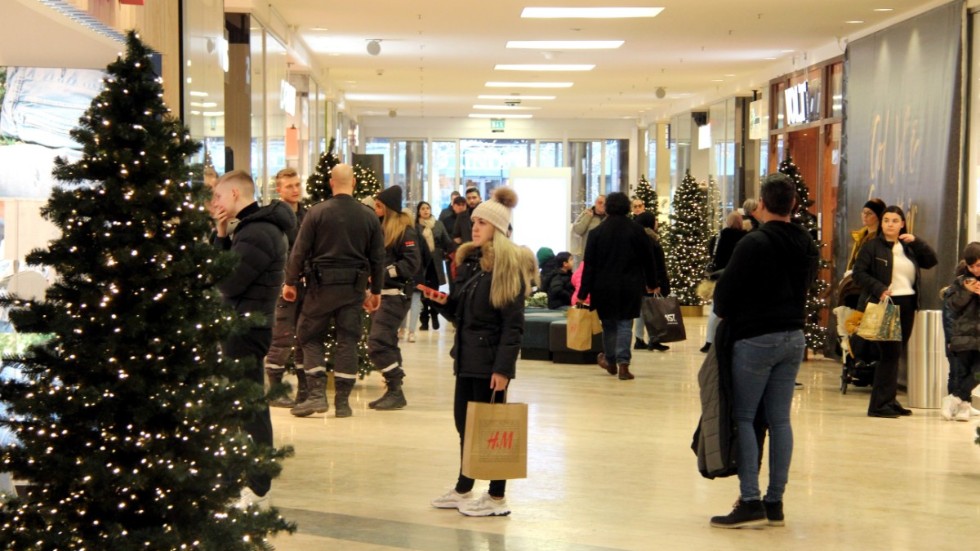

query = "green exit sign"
491;118;505;132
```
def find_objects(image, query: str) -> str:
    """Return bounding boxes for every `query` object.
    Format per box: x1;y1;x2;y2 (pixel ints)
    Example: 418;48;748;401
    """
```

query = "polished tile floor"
266;317;980;550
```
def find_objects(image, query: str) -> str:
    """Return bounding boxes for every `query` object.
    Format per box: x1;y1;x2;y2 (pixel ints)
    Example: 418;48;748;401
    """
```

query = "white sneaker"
232;487;270;510
431;489;472;509
940;394;961;421
955;402;971;422
458;492;511;517
407;332;416;343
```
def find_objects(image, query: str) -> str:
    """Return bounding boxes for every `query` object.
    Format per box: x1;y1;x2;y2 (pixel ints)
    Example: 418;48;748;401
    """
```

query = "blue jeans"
731;330;805;502
601;318;633;365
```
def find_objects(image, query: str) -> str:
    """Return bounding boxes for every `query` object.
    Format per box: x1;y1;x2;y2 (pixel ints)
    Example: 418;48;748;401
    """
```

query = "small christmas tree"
305;137;338;205
353;164;383;201
635;174;660;222
0;32;293;549
779;155;829;352
664;170;711;305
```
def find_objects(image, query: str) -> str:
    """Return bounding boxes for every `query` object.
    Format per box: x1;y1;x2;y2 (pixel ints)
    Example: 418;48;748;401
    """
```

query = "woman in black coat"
578;192;658;380
405;201;453;336
632;212;672;350
852;205;937;418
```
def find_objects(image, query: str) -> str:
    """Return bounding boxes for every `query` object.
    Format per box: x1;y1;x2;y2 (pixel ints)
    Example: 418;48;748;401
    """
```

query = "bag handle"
490;388;507;404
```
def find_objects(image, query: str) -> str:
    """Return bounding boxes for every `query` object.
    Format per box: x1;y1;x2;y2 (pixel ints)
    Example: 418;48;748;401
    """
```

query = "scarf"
418;216;436;252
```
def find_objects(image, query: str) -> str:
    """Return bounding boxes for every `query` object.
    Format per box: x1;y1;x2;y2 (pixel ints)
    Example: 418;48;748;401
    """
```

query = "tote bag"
567;306;600;351
856;297;902;342
641;295;687;343
461;399;528;480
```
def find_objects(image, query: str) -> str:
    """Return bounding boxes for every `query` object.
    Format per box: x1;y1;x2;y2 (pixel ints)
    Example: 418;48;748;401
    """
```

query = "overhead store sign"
784;79;822;126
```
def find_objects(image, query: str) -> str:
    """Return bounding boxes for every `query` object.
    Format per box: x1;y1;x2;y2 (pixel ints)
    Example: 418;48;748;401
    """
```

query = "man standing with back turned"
709;173;818;529
285;164;385;419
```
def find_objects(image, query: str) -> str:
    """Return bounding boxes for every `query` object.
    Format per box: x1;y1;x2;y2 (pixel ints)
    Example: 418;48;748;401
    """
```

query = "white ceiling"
274;0;944;121
0;0;125;69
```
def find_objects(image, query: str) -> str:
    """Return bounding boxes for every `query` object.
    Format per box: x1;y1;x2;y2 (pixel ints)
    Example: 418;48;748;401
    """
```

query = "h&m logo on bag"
664;313;678;325
486;431;514;450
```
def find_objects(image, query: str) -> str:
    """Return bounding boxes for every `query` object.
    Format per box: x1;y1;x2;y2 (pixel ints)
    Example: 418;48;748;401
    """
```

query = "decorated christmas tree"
353;164;383;201
635;174;660;222
664;170;711;305
705;175;723;235
305;137;338;204
0;32;293;549
779;155;829;351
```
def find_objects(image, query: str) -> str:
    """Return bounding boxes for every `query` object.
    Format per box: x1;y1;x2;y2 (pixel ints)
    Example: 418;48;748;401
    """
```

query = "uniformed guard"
367;185;421;410
264;167;310;408
283;164;385;418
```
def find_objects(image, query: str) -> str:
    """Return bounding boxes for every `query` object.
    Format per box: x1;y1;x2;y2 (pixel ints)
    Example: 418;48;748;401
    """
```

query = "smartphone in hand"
416;284;448;300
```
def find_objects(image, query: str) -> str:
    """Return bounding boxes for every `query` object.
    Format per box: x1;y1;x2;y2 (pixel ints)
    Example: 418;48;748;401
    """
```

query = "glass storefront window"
459;139;531;199
538;141;563;167
646;129;657;186
432;141;458;211
365;138;391;185
605;139;628;193
249;27;265;192
181;1;225;173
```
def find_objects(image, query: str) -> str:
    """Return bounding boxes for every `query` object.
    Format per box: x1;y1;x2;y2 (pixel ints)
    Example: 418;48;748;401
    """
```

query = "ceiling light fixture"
521;7;664;18
845;20;865;24
494;64;595;71
469;113;534;119
472;104;540;110
478;94;556;100
485;81;574;88
873;8;894;12
506;40;624;50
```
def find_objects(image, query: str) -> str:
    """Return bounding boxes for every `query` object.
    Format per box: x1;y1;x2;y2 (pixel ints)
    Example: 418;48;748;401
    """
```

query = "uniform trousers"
265;286;305;370
296;283;364;380
369;294;411;372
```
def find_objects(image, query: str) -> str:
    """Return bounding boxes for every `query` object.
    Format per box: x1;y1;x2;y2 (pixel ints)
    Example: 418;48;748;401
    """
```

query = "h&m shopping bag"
856;297;902;342
461;400;528;480
567;306;600;351
641;295;687;343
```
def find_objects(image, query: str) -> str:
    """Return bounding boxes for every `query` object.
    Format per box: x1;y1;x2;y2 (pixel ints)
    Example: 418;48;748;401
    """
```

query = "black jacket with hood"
214;200;295;327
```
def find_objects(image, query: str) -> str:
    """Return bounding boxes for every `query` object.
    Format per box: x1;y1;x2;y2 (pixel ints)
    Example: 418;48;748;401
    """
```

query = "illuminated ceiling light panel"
344;93;418;102
469;113;534;119
485;81;573;88
521;7;664;18
479;94;556;100
472;105;541;110
494;64;595;71
506;40;624;49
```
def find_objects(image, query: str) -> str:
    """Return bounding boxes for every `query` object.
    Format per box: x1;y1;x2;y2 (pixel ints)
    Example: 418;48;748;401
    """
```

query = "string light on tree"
664;170;712;306
634;174;660;222
779;155;829;352
0;31;293;549
305;137;339;205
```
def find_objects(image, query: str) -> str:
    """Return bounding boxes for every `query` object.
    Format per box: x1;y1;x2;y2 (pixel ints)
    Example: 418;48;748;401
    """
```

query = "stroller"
833;274;879;394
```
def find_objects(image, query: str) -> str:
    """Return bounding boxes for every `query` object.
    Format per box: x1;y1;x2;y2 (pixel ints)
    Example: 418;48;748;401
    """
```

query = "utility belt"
380;277;415;297
306;265;368;289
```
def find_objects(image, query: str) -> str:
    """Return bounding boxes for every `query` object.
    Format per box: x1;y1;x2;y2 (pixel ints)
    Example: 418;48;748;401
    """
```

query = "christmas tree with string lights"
305;137;337;205
705;175;723;235
664;170;711;305
779;155;829;351
0;32;293;549
353;163;383;201
635;174;659;222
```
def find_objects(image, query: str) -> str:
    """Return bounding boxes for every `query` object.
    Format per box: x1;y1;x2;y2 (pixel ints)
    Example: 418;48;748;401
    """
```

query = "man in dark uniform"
284;163;385;418
264;167;310;408
211;169;294;508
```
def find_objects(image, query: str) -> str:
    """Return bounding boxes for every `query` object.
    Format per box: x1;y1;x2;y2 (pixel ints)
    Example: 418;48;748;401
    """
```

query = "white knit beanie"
471;187;517;235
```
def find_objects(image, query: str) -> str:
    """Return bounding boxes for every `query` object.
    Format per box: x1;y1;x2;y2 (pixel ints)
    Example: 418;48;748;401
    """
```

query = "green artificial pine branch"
664;170;711;306
0;31;293;549
305;137;338;205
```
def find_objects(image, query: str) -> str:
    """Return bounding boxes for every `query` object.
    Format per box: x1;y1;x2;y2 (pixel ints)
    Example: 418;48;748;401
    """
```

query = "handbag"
856;297;902;341
641;294;687;343
567;306;600;351
461;393;528;480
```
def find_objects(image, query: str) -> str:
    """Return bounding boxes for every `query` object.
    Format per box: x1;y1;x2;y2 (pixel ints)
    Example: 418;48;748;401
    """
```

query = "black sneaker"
763;500;784;527
648;342;669;352
710;499;766;529
699;343;711;353
868;408;900;418
633;337;647;350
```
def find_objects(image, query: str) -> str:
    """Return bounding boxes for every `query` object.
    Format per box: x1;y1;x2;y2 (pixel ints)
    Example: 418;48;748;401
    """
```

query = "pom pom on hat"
472;187;518;236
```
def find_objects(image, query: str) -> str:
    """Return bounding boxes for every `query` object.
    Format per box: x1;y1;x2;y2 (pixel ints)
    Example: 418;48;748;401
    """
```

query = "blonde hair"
726;211;743;229
381;206;413;249
457;231;539;309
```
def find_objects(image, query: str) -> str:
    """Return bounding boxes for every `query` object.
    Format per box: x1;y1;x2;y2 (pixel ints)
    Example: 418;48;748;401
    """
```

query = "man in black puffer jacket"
211;169;295;509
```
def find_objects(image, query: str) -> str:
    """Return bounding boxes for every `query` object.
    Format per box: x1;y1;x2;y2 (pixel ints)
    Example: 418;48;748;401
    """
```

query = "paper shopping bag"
567;306;599;351
641;295;687;343
461;401;528;480
856;297;902;342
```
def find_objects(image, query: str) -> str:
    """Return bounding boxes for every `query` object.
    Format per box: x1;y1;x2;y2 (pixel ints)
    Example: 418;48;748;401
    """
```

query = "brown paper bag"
567;307;599;351
461;401;528;480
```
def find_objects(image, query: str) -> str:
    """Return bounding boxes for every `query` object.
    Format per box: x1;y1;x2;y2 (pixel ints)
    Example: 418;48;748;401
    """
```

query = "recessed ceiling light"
190;102;218;108
478;94;556;100
506;40;624;50
521;7;664;19
310;27;329;31
780;49;794;53
845;20;865;24
724;74;735;77
763;57;777;60
344;93;418;102
189;91;208;97
711;79;724;82
473;104;541;110
485;81;574;88
469;113;534;119
873;8;894;12
494;64;595;71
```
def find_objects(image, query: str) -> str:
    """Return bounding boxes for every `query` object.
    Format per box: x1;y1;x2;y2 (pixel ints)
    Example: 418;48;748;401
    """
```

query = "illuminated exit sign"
491;118;505;133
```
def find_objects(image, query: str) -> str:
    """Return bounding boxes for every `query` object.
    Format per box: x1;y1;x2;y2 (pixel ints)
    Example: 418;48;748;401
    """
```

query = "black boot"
266;368;295;408
633;337;647;350
370;369;407;410
432;313;440;330
290;372;328;417
295;368;309;404
334;379;354;418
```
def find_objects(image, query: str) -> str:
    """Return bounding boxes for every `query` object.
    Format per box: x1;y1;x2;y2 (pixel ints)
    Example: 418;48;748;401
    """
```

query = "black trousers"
223;327;273;496
870;294;917;412
368;294;410;371
952;350;980;401
296;284;364;379
453;376;507;498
